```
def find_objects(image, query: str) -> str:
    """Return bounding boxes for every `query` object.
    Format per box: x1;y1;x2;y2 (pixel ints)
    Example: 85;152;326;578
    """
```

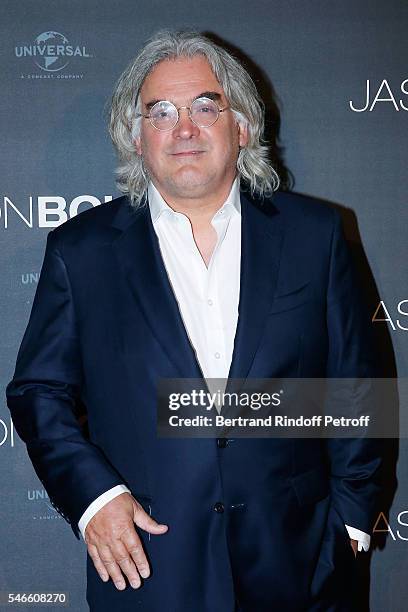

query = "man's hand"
85;492;168;590
350;539;358;557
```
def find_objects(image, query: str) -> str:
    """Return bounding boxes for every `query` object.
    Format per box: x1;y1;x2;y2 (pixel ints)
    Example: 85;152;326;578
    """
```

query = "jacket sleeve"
325;210;383;534
6;230;125;539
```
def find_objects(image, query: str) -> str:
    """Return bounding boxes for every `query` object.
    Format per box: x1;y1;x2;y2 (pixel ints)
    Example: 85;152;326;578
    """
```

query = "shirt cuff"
344;524;371;552
78;484;131;541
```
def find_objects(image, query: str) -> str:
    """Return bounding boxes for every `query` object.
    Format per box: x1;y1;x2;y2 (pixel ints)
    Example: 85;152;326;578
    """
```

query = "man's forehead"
139;56;225;103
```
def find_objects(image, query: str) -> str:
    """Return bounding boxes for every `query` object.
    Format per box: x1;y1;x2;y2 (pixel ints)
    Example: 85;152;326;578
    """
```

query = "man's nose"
172;108;200;139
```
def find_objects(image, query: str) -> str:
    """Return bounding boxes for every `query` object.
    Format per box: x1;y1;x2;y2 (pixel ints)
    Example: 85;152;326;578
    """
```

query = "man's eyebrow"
145;99;162;110
144;91;222;110
193;91;222;102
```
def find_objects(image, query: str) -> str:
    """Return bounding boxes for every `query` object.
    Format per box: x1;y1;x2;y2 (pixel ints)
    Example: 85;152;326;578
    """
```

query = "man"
6;30;382;611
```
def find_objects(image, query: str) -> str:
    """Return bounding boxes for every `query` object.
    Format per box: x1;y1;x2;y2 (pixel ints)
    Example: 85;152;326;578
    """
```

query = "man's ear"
238;120;249;148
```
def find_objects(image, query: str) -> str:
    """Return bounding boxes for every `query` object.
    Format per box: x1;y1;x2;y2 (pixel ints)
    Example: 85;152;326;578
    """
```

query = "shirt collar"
148;177;241;225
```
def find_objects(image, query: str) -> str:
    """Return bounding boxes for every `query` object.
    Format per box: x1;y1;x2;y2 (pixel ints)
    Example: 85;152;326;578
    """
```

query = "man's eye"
196;105;217;114
151;109;170;120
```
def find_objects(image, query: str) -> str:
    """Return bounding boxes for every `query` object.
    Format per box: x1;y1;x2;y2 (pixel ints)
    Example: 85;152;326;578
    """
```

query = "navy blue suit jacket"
6;189;382;611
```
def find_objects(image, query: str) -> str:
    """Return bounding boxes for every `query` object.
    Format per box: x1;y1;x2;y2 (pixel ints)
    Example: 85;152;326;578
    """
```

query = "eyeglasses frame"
136;96;231;131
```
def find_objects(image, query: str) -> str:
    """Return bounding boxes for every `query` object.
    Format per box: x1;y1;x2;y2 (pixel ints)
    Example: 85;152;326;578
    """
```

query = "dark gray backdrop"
1;1;407;610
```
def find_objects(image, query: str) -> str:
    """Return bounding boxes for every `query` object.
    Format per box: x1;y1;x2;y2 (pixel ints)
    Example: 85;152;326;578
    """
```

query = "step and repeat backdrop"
1;1;407;610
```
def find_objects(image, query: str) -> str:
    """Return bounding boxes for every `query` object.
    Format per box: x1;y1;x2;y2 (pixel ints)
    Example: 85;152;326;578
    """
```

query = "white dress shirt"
78;179;370;553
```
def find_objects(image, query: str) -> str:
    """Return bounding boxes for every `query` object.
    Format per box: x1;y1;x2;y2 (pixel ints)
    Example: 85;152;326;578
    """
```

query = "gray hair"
109;30;280;207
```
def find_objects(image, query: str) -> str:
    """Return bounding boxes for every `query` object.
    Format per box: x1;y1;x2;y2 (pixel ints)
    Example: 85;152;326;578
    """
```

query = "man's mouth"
169;150;206;156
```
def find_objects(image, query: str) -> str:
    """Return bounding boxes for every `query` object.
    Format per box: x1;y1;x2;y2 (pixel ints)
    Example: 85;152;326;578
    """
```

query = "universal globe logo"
32;31;70;72
15;31;91;74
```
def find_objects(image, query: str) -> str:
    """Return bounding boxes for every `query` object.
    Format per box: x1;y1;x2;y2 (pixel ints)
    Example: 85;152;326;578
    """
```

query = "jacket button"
217;438;228;448
213;502;224;513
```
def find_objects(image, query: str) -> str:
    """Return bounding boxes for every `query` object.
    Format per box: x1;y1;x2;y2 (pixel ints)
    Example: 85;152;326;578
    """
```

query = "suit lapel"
111;197;203;379
227;192;283;384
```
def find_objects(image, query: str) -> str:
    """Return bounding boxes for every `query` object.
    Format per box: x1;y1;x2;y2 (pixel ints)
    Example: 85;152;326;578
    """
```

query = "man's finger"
133;502;169;534
111;537;142;589
121;526;151;579
87;543;109;583
99;544;127;590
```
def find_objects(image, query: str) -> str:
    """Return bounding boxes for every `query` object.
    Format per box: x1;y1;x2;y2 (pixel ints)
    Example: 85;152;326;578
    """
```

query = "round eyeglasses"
137;96;230;131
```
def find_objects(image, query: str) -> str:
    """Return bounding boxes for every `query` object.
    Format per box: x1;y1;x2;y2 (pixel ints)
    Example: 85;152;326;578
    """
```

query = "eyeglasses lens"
150;101;178;130
190;98;219;127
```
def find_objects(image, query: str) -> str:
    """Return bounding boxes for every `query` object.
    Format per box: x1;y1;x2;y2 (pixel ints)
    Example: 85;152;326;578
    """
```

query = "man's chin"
166;174;214;197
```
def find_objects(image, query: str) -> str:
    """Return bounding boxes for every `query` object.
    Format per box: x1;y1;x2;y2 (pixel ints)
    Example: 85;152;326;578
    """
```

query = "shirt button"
213;502;224;513
207;299;213;306
214;352;220;359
